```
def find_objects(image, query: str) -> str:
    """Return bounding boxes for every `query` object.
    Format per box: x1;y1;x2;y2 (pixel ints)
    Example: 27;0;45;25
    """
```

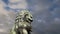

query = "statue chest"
17;22;31;28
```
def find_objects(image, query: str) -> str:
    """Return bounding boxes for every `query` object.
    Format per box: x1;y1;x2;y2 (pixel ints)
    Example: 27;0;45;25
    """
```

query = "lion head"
15;10;33;23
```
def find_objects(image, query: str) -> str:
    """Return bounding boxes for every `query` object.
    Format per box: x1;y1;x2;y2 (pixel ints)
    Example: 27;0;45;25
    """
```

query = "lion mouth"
28;18;33;22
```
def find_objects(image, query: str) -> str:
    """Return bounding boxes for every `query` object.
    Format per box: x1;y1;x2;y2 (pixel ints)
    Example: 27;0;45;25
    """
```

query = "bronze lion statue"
10;10;33;34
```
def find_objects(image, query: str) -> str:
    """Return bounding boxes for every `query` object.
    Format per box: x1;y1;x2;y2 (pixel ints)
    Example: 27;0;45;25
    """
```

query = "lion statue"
10;10;33;34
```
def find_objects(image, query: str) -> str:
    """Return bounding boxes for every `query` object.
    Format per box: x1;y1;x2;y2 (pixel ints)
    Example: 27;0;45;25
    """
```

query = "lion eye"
30;16;32;18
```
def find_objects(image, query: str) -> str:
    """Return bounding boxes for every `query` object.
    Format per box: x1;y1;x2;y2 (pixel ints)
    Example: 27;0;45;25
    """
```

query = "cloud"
0;0;16;34
0;0;8;15
8;0;20;3
8;0;28;9
0;24;4;26
0;29;6;33
27;0;60;34
0;0;60;34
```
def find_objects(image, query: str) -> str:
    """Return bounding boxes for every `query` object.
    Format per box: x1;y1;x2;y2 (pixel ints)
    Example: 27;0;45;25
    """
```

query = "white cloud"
38;19;42;22
0;0;16;20
8;0;28;9
0;0;15;22
54;18;60;21
0;1;16;34
8;0;20;3
0;0;9;15
0;24;4;26
0;29;6;32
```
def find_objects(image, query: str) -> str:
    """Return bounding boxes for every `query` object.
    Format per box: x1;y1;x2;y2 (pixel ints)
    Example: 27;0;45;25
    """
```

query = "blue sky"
0;0;60;34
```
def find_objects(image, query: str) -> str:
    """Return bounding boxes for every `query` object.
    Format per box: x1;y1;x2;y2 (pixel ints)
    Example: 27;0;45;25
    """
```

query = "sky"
0;0;60;34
